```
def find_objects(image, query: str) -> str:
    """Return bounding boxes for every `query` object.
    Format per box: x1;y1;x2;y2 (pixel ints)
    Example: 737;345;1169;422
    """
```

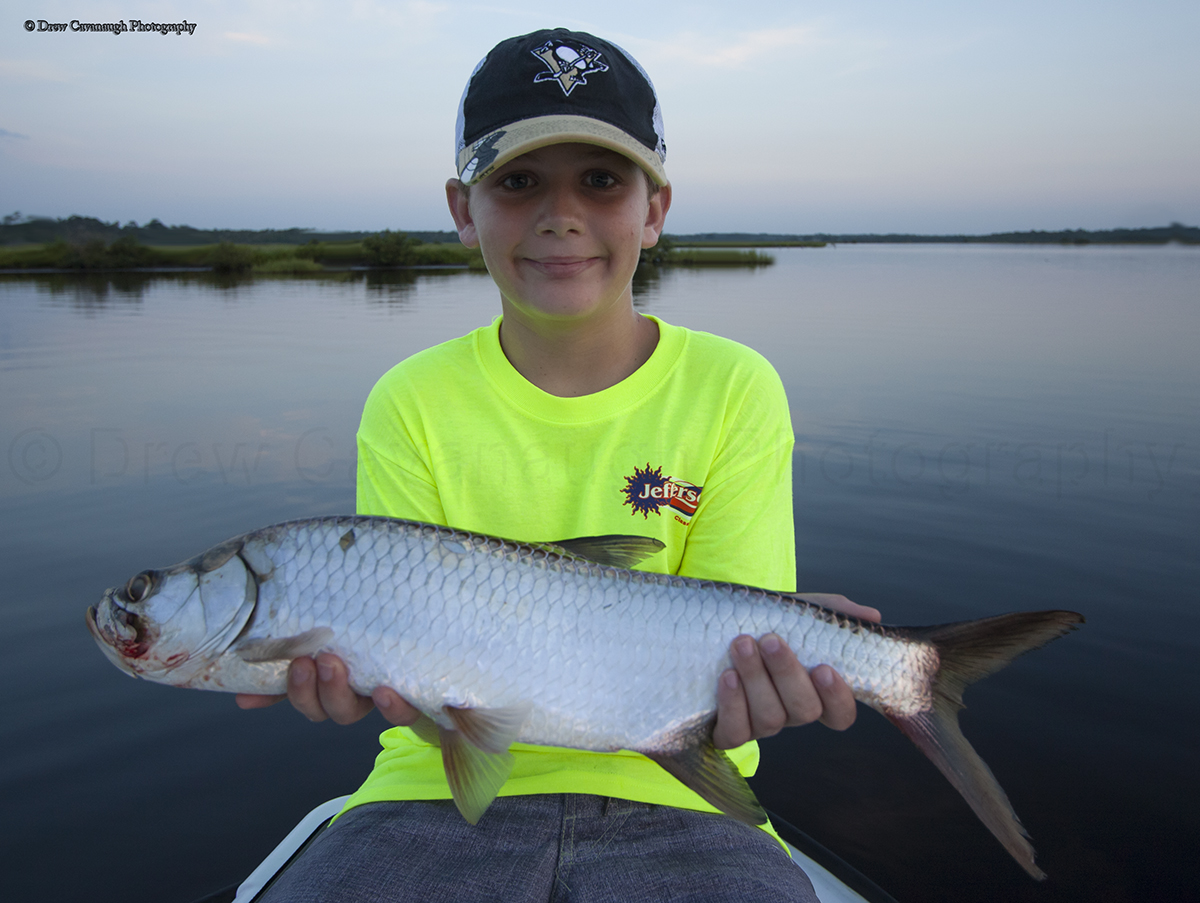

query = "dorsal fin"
549;535;664;568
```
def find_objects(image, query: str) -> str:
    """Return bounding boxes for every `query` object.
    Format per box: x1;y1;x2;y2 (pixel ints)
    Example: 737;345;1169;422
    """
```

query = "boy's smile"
448;143;670;329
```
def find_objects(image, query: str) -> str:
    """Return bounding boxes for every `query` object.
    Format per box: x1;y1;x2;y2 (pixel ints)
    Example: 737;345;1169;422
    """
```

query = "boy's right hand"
235;653;420;727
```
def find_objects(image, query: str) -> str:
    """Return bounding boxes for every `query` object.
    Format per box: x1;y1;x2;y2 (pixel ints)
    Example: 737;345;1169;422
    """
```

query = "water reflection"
4;272;154;308
0;267;505;314
1;259;742;315
1;247;1198;903
358;268;429;305
631;262;664;305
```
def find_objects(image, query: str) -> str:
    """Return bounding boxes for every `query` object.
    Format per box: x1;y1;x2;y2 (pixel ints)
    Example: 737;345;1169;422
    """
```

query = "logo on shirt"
621;463;702;522
530;39;609;96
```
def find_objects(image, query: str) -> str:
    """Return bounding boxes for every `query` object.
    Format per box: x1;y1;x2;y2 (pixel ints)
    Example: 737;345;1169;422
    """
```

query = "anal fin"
409;713;442;747
639;717;767;826
443;703;531;754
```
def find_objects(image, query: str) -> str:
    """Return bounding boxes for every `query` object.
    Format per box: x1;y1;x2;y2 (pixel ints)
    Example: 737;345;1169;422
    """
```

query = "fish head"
87;537;258;686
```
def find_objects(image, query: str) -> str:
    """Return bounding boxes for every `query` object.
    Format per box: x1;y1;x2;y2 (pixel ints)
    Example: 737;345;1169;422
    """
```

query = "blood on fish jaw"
88;597;157;663
113;607;151;659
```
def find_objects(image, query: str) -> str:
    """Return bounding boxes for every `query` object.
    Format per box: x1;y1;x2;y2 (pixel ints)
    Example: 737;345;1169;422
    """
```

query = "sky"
2;0;1198;235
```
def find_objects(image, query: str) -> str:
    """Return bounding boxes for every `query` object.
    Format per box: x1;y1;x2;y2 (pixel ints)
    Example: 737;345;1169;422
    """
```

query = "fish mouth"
88;592;150;660
87;603;138;678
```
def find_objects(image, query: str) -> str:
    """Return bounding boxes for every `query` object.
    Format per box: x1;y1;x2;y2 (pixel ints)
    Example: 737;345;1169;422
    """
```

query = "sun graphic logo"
621;464;703;522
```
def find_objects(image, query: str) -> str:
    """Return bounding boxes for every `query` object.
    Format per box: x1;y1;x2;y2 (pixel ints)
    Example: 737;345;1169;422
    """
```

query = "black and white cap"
455;28;667;187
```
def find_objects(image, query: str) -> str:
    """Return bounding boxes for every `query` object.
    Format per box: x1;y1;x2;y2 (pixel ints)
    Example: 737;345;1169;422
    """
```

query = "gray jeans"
257;795;818;902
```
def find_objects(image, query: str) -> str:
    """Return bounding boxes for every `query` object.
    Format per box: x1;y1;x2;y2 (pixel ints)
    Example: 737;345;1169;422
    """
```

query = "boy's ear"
642;182;672;249
446;178;479;248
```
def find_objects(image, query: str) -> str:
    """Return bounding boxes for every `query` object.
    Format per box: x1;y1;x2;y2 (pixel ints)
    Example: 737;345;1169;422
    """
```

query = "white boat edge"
233;796;351;903
226;797;893;903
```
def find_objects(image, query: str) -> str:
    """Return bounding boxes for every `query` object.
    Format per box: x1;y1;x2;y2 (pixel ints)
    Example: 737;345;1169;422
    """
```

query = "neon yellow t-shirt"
344;315;796;820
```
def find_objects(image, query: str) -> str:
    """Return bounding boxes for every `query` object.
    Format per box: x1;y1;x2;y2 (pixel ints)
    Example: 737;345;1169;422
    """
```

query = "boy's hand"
712;594;883;749
235;653;420;727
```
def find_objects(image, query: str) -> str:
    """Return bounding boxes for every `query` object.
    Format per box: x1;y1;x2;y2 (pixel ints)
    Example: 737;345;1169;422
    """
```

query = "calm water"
1;246;1197;902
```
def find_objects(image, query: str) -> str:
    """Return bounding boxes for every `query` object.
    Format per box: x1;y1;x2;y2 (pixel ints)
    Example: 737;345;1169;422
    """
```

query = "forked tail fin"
889;610;1084;880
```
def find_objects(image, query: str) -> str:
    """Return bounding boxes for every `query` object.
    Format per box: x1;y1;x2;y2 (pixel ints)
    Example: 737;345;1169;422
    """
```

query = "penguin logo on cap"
530;40;609;96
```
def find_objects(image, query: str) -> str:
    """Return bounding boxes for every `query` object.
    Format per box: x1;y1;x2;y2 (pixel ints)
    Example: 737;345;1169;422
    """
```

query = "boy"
240;28;879;901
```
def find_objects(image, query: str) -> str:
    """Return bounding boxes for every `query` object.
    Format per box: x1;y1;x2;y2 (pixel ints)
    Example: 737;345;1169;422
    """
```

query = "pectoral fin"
639;717;767;826
437;704;531;823
233;627;334;663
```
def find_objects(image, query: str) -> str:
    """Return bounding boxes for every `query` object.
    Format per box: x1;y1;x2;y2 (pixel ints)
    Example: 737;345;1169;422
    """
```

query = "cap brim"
457;115;667;187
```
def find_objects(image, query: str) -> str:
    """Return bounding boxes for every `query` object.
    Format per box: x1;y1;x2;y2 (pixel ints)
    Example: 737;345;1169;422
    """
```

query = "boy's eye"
500;173;532;190
586;171;618;189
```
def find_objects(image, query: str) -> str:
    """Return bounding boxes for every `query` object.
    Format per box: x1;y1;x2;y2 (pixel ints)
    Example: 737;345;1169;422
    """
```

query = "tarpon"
87;515;1082;878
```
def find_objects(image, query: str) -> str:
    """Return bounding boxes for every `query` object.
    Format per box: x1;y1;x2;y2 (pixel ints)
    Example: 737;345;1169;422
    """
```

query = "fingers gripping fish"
86;516;1082;879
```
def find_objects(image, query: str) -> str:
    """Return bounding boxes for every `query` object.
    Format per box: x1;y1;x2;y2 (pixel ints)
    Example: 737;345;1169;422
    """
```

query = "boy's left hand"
712;594;882;749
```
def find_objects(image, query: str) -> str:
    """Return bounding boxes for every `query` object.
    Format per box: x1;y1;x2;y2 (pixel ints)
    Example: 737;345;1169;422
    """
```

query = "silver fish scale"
238;517;937;750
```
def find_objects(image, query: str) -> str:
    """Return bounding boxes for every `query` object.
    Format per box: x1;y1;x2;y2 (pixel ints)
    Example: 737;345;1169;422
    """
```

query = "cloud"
224;32;271;45
653;26;820;69
0;59;71;83
349;0;447;31
0;128;30;140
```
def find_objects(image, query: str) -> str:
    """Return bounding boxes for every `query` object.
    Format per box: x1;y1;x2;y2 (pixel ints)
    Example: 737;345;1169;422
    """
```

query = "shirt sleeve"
355;373;448;525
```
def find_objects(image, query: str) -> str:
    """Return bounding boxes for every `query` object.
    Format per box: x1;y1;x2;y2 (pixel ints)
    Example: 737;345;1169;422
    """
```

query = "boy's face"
446;143;670;328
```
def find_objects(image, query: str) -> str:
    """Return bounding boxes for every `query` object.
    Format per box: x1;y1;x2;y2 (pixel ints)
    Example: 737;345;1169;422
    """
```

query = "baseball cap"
454;28;667;187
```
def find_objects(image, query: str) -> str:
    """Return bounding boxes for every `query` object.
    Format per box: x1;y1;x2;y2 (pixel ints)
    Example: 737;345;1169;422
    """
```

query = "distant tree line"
2;213;1197;248
669;223;1199;245
0;213;461;247
0;230;483;272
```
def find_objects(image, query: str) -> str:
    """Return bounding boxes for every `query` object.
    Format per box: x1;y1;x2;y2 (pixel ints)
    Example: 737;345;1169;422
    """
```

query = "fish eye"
125;572;154;603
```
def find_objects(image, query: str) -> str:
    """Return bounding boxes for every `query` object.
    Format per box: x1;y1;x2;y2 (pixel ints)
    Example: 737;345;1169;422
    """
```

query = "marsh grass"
674;240;825;248
0;235;486;273
252;257;325;274
0;234;769;272
210;241;257;274
665;248;776;266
